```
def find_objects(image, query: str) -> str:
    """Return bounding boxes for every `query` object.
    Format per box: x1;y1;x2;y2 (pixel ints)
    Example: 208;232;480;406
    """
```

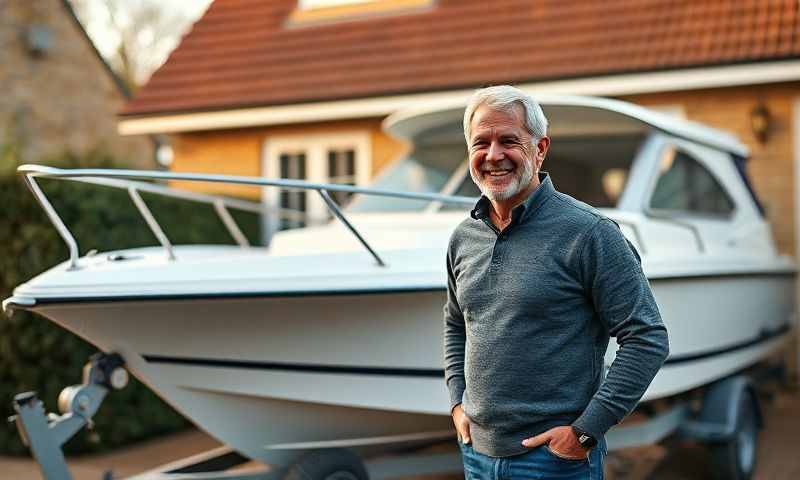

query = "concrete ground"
3;389;798;480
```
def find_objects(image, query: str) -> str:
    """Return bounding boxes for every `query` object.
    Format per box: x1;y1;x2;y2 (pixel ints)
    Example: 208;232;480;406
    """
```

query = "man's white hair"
463;85;549;144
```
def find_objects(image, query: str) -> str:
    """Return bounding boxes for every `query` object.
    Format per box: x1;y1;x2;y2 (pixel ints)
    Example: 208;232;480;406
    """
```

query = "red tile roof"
122;0;800;116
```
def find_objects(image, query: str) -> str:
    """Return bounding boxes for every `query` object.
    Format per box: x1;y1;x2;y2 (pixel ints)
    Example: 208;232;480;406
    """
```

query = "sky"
72;0;214;85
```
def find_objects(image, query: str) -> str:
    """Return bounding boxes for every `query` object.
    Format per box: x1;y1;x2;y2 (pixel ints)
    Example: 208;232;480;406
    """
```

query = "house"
1;0;153;168
119;0;800;258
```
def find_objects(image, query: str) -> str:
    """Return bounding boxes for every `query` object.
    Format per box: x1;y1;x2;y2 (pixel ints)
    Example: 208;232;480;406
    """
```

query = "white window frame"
262;131;371;226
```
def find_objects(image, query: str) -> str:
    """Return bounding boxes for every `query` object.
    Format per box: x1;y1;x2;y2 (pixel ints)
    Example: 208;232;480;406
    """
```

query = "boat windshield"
348;132;646;213
347;141;467;212
541;133;645;208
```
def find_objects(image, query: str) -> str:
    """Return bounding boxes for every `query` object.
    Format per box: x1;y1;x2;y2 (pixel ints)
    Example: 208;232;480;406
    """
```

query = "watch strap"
571;425;598;449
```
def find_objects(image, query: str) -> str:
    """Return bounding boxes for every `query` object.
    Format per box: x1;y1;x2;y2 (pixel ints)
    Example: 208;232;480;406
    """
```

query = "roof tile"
123;0;800;116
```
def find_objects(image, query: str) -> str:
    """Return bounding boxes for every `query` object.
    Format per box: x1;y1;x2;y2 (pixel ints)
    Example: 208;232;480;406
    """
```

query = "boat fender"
679;375;763;443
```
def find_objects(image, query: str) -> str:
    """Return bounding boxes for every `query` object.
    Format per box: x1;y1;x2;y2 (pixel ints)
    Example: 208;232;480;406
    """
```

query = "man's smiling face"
468;104;542;202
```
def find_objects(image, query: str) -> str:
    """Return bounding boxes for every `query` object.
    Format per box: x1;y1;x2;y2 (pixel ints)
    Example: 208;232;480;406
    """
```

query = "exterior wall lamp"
750;103;771;144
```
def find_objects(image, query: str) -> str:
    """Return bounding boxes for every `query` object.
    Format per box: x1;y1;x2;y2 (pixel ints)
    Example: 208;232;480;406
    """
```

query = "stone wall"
0;0;153;168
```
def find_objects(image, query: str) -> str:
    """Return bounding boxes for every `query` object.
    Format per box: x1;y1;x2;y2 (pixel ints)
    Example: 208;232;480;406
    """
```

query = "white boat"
4;96;795;471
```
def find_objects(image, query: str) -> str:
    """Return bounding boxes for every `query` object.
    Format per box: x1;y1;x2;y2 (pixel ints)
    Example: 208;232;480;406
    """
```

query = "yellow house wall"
169;118;409;200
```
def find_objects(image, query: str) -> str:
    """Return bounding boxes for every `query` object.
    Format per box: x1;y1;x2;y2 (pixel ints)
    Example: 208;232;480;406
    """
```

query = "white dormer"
289;0;434;26
299;0;373;9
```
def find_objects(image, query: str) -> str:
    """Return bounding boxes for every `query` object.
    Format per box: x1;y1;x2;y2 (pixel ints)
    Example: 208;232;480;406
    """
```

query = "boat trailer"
11;352;769;480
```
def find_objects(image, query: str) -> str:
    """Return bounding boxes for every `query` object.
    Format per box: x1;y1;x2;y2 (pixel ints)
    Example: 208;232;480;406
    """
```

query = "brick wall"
1;0;153;168
625;83;798;256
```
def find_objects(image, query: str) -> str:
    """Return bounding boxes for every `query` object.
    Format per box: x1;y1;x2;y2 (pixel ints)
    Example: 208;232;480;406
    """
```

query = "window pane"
345;150;355;177
279;154;289;177
328;151;337;179
327;148;357;207
277;151;307;229
650;149;733;216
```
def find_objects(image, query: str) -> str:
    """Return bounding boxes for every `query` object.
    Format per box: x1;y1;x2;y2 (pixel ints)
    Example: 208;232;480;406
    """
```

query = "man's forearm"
575;218;670;439
443;318;466;410
572;325;669;439
444;249;467;411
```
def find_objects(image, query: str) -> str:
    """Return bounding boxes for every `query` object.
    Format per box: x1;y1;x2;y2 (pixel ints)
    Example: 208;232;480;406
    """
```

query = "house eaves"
118;58;800;136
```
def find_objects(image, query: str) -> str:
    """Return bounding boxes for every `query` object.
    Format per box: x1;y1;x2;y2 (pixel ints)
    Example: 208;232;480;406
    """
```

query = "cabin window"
649;148;734;216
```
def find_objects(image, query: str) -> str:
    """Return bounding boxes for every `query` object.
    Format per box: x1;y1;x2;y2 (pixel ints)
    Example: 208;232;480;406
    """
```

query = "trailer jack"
10;352;128;480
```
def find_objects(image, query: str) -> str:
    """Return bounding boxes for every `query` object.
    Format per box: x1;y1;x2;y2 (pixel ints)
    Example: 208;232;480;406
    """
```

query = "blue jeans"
458;437;606;480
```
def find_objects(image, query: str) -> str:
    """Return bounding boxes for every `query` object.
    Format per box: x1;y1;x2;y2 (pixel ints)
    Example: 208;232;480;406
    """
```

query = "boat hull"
29;271;795;464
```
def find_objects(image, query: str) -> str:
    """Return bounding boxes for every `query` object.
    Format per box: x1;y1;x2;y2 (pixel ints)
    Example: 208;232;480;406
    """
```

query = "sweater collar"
470;172;554;225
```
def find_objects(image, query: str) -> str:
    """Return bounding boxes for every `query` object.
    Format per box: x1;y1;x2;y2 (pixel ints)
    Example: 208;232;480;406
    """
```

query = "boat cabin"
342;96;777;259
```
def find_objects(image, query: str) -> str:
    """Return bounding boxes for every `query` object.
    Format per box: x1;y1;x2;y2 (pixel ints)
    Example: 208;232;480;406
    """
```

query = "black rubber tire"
283;449;369;480
709;390;759;480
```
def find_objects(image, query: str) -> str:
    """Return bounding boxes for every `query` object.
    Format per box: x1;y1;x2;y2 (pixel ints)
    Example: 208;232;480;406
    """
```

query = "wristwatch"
571;426;598;450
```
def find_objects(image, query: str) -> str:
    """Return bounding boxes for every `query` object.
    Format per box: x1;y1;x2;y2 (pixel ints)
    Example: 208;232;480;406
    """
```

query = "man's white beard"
471;159;535;202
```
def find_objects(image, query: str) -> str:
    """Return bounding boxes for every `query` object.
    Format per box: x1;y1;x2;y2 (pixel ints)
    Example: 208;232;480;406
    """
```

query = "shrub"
0;152;260;454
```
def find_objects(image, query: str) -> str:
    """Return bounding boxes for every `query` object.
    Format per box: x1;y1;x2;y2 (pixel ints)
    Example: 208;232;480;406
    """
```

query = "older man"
443;85;669;479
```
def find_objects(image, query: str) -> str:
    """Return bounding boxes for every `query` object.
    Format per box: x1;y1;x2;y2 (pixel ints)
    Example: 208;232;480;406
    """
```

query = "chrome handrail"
22;175;81;270
643;208;705;253
319;189;385;266
213;200;250;248
128;186;176;261
18;164;476;269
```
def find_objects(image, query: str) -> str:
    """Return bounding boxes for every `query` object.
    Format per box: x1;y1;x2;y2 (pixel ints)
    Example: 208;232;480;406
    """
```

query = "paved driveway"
3;389;798;480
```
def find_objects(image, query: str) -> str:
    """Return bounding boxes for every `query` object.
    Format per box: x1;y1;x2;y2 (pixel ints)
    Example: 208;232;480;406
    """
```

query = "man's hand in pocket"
452;404;471;444
521;426;588;459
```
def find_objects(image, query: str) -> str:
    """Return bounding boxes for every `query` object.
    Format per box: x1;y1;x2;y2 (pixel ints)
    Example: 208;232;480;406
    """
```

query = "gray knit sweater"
443;173;669;457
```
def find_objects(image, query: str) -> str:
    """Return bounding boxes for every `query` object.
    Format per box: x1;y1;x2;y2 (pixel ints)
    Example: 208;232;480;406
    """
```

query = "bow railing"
17;165;476;270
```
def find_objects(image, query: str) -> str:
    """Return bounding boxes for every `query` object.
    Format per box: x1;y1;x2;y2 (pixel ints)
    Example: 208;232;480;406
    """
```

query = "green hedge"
0;152;260;454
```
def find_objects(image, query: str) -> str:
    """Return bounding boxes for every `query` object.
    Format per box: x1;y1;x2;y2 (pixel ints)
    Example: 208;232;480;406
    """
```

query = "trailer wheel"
283;449;369;480
709;390;759;480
